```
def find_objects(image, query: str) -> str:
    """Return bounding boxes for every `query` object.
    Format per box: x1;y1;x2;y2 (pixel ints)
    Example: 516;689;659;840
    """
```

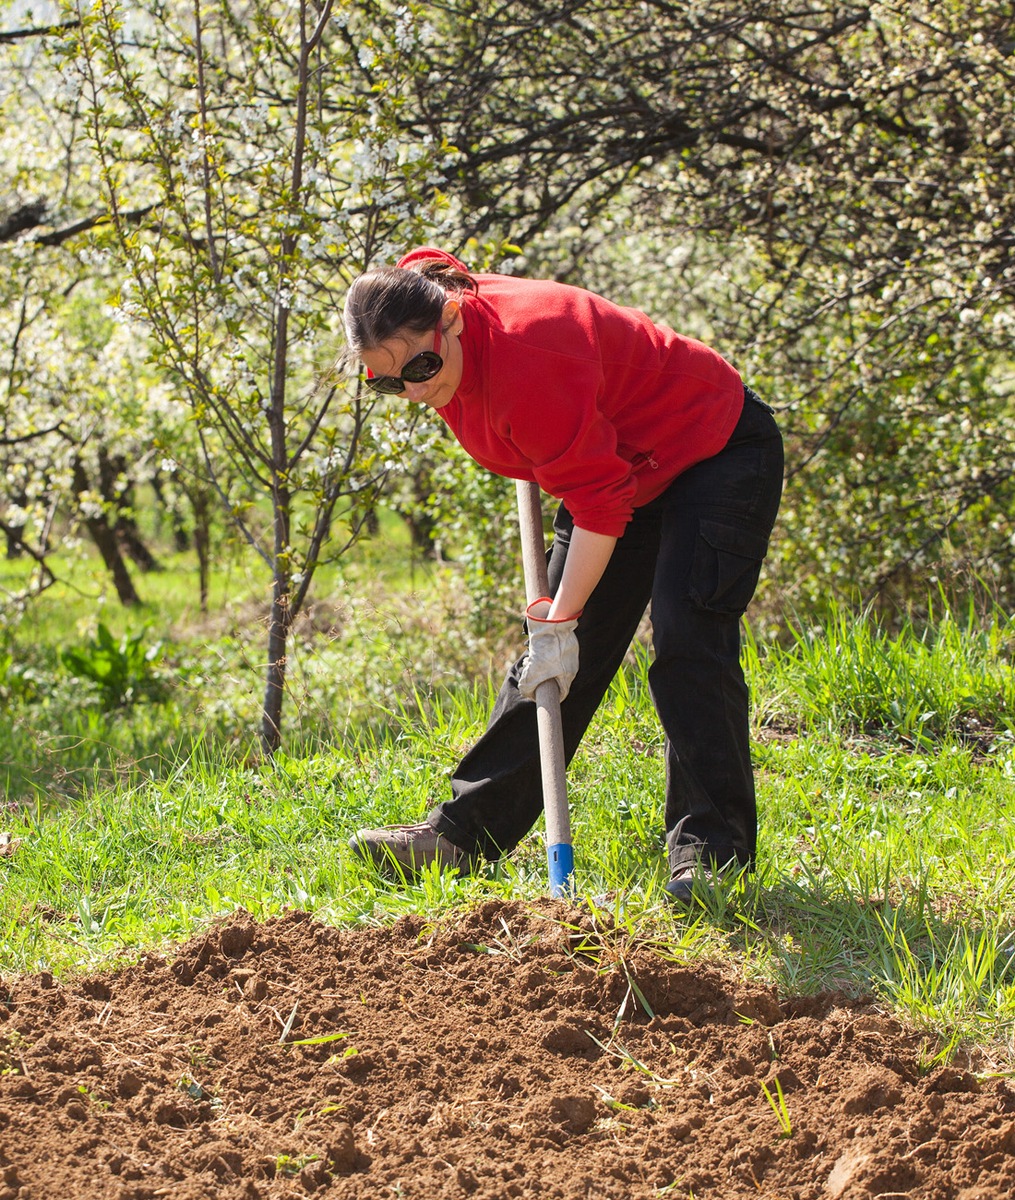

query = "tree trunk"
116;514;162;572
85;515;142;605
4;491;28;559
190;488;212;613
260;586;290;755
99;457;161;572
151;472;191;552
73;460;142;606
261;282;293;754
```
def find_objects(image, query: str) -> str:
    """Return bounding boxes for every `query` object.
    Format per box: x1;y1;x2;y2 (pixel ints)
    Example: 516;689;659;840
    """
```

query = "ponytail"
415;259;478;296
344;259;477;353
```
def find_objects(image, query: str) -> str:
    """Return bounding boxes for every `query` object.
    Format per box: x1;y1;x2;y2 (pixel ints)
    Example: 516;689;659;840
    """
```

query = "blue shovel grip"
547;842;575;898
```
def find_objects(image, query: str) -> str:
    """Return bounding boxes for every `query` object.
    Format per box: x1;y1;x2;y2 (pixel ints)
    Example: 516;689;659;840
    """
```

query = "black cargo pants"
427;387;784;876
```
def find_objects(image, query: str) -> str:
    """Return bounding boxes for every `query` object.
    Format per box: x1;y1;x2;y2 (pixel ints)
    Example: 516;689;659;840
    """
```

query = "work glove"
518;597;580;703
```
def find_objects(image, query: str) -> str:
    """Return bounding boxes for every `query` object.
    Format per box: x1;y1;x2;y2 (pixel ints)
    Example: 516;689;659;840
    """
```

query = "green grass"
745;598;1015;744
1;533;1014;1066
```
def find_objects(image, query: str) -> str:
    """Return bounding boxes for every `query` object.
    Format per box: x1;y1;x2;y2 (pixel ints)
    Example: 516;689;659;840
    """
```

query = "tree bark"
190;488;212;614
260;587;290;755
116;514;162;572
4;492;27;558
101;454;161;572
93;522;142;605
72;460;142;606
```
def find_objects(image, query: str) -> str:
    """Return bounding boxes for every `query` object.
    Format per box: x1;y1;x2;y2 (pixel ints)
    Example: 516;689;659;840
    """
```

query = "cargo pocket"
688;520;770;616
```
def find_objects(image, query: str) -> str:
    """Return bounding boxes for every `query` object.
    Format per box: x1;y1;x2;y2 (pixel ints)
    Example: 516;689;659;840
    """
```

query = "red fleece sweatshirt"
397;248;744;538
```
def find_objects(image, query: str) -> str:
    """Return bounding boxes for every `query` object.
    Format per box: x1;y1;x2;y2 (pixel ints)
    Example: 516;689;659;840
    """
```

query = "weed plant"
0;533;1014;1067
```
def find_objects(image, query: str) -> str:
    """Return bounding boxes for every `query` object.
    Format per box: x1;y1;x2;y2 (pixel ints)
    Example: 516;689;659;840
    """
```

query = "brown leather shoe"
664;864;720;905
348;822;477;877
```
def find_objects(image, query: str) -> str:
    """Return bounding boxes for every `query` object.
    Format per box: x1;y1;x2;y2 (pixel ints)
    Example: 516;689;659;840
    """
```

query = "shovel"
515;480;574;898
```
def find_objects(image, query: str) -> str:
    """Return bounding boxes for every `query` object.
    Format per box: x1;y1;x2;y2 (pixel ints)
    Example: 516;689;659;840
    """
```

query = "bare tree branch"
0;424;63;447
0;201;158;245
0;20;80;44
0;201;47;241
33;205;157;246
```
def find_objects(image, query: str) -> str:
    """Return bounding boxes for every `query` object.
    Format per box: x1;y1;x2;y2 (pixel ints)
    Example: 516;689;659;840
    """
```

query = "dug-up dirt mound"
0;901;1012;1200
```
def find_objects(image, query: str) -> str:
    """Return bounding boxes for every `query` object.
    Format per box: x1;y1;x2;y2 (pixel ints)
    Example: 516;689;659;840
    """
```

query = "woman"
344;247;783;902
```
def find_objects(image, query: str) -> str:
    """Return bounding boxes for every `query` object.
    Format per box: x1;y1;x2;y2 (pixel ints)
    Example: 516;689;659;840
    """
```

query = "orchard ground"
0;901;1012;1200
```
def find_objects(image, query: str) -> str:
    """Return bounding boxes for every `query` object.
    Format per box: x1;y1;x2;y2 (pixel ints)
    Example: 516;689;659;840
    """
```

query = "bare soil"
1;901;1012;1199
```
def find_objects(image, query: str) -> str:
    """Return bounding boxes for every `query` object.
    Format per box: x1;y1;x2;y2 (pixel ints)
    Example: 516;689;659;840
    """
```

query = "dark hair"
343;260;478;352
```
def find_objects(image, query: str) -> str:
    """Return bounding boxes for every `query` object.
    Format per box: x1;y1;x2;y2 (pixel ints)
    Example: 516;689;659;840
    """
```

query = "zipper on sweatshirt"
631;451;659;471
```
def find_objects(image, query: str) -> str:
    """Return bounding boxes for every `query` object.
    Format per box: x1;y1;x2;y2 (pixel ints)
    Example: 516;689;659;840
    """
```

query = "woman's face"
359;301;464;410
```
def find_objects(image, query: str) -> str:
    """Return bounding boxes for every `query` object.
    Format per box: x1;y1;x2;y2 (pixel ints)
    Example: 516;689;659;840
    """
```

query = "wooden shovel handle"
515;481;574;896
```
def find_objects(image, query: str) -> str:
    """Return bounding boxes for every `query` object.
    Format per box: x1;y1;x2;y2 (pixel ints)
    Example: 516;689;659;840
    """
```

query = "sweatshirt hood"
396;247;472;273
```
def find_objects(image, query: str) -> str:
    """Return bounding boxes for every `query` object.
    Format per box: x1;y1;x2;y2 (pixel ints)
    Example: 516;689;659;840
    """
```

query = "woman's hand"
519;599;580;701
519;527;618;702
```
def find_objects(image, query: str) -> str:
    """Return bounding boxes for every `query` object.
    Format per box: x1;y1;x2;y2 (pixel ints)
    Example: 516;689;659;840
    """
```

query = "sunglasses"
364;321;444;395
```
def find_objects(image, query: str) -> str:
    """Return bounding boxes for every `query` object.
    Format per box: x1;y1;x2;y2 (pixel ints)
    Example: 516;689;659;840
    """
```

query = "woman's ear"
442;299;463;336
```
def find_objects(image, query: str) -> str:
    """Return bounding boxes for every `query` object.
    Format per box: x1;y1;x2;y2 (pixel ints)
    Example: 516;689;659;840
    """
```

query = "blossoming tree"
72;0;458;750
